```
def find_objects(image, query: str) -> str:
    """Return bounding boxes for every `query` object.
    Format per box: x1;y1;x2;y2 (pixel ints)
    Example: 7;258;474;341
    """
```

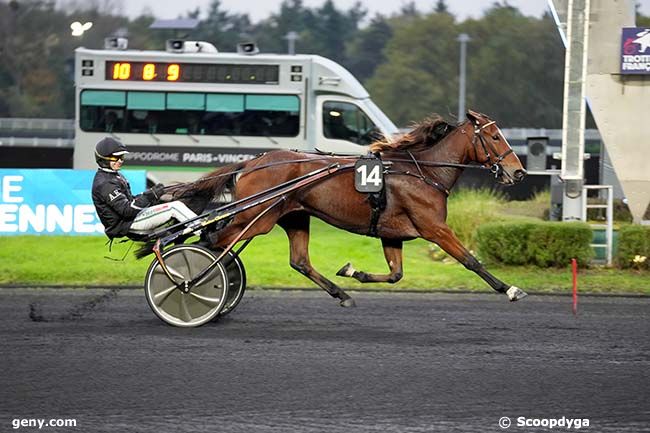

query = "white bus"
73;41;398;184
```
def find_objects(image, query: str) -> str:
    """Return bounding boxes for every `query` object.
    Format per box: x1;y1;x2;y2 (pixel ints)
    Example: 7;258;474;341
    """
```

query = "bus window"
174;111;206;135
127;92;165;110
204;94;299;137
80;90;299;137
323;101;379;145
126;110;159;134
80;90;126;132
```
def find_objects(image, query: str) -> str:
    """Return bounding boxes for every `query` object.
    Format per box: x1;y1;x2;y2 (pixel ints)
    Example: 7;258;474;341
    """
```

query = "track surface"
1;289;649;432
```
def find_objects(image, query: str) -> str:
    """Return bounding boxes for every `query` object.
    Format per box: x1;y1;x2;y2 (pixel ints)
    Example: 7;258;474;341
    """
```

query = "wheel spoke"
193;267;221;287
153;284;177;306
154;264;185;280
180;295;192;322
181;250;193;275
189;291;223;308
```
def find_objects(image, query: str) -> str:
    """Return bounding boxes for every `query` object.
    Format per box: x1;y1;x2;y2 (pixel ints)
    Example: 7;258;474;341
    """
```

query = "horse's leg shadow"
336;238;404;284
279;213;356;307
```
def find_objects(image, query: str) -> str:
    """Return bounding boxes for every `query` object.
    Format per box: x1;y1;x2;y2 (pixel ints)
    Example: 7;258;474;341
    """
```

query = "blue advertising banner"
621;27;650;74
0;169;146;235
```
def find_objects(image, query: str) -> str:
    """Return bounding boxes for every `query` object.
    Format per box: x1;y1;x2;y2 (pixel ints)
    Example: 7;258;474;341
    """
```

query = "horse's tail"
134;161;249;259
167;160;248;204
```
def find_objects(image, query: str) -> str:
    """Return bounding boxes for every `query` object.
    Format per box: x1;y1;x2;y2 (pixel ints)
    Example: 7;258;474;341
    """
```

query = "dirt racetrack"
1;288;648;432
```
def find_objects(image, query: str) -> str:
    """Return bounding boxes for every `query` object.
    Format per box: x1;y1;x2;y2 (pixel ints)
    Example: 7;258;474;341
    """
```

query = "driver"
91;137;198;239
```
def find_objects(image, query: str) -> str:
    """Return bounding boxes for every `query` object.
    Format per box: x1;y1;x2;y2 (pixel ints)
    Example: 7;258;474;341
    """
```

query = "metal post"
284;31;299;55
457;33;470;121
560;0;590;222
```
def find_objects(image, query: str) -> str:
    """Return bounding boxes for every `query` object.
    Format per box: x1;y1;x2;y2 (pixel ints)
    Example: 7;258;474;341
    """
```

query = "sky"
118;0;650;24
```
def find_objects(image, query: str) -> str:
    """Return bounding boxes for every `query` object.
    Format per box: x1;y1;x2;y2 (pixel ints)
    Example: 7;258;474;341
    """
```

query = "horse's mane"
370;114;457;153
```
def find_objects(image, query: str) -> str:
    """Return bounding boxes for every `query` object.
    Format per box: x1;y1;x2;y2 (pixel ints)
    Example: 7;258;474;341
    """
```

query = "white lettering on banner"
74;205;98;233
127;152;179;162
2;175;24;203
215;153;257;164
0;204;19;231
18;205;46;232
183;153;213;163
0;204;104;234
46;205;73;233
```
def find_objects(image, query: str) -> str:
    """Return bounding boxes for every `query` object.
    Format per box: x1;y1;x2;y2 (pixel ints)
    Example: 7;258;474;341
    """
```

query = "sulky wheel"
214;249;247;317
144;244;229;327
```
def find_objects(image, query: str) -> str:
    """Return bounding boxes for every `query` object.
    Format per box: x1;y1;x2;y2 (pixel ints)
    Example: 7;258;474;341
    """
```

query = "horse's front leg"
336;238;404;283
422;224;527;301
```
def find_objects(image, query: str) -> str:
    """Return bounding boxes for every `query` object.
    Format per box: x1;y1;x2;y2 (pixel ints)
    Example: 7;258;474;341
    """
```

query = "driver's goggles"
107;155;125;162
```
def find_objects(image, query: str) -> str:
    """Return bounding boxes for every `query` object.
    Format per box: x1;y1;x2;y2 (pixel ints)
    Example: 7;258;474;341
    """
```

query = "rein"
164;153;489;194
165;121;511;193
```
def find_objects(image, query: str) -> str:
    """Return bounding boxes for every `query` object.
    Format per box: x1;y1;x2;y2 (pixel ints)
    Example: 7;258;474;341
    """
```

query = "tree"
399;2;419;18
299;0;366;64
196;0;252;51
367;13;459;125
434;0;450;14
251;0;314;53
637;5;650;27
462;5;564;127
346;14;392;82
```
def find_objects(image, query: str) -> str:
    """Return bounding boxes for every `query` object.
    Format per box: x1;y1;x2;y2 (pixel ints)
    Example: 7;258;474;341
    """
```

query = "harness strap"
362;152;387;238
387;170;450;196
367;188;386;238
404;151;450;196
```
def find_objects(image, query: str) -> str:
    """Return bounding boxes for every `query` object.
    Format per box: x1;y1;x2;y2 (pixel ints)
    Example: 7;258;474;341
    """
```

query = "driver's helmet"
95;137;128;168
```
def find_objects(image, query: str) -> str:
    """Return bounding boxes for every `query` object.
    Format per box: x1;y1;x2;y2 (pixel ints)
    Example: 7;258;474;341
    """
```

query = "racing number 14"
354;159;383;193
356;164;382;187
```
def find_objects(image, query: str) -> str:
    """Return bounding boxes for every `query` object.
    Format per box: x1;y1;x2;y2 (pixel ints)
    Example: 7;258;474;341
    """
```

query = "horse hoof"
336;263;355;277
339;298;356;308
507;286;528;302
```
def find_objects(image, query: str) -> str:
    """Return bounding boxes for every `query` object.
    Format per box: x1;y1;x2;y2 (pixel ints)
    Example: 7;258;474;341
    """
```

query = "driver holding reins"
92;137;198;239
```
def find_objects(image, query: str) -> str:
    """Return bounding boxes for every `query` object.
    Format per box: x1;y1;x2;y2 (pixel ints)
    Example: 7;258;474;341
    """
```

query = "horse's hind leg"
278;213;356;307
336;238;404;284
422;224;527;301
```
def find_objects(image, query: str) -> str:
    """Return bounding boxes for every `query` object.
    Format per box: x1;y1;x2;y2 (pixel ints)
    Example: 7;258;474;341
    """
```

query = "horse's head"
464;110;526;185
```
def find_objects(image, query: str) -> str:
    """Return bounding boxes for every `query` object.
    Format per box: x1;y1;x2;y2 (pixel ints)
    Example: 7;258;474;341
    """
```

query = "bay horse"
168;110;528;306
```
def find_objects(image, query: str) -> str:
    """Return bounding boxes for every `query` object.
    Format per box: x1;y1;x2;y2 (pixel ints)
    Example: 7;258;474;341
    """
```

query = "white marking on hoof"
507;286;528;302
336;263;357;277
340;298;356;308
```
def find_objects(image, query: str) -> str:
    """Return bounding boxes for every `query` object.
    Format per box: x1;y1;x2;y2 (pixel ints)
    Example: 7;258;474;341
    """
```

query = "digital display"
105;61;280;84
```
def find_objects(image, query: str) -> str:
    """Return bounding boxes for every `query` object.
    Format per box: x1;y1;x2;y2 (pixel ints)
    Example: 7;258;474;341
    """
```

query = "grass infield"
1;219;648;294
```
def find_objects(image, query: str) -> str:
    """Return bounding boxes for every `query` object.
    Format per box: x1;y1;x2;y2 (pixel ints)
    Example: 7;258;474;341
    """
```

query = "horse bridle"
470;120;514;178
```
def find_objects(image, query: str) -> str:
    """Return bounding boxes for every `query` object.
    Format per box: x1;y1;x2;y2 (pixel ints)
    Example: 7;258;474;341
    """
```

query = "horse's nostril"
514;169;526;180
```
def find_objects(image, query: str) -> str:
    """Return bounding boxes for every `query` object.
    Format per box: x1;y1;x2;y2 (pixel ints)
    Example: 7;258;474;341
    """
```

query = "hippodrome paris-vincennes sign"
621;27;650;74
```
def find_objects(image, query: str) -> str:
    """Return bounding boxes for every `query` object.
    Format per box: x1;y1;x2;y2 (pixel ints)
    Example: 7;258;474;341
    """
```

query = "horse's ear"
466;110;481;124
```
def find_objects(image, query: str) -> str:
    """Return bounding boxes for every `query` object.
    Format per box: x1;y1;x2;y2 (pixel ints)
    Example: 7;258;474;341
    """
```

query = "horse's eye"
492;135;500;140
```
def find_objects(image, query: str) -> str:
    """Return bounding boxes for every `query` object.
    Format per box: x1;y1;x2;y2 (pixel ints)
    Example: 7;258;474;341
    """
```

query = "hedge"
476;221;594;267
616;225;650;270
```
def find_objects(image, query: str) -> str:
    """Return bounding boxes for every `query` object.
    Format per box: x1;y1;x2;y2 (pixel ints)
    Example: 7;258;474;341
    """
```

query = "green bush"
477;221;593;267
447;188;506;251
476;221;537;265
616;225;650;269
528;223;594;267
